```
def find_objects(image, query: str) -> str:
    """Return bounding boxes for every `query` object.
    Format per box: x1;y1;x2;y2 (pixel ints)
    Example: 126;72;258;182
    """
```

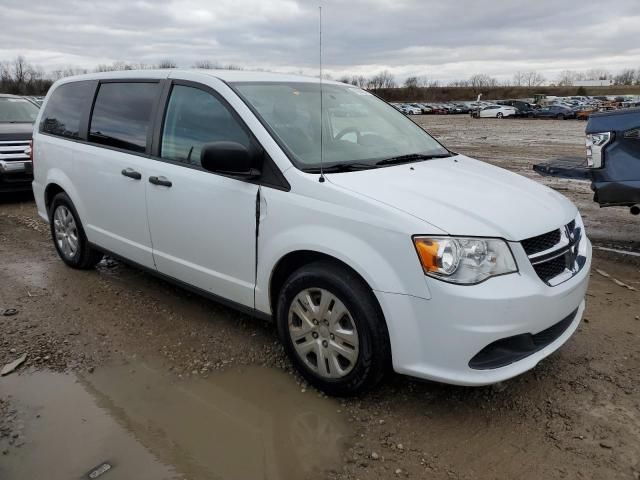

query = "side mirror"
200;142;261;178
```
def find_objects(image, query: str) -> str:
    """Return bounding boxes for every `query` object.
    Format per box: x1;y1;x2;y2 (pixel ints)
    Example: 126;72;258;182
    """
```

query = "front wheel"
496;112;503;118
49;192;103;269
276;261;390;396
557;114;565;120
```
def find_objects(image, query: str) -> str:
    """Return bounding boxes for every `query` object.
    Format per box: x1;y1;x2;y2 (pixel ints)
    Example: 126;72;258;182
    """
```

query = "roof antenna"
318;5;325;183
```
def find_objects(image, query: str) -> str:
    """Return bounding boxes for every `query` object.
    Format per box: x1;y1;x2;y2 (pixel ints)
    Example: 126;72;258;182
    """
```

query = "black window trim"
149;78;290;191
37;77;290;191
87;78;163;157
38;79;98;141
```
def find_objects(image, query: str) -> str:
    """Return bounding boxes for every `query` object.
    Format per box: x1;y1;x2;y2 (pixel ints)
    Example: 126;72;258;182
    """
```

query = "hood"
0;122;34;141
327;155;577;241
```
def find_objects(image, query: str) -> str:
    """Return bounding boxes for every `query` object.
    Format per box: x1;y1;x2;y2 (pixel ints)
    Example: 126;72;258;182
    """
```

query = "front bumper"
376;238;591;386
591;179;640;207
0;161;33;192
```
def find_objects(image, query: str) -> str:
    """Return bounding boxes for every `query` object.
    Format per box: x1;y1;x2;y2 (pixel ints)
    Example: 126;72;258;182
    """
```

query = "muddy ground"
1;116;639;480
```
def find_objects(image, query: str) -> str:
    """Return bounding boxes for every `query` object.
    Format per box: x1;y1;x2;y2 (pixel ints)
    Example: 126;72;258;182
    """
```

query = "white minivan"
32;70;591;395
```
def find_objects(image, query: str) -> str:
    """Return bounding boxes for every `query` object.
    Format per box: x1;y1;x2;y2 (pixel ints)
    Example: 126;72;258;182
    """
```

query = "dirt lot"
1;117;639;480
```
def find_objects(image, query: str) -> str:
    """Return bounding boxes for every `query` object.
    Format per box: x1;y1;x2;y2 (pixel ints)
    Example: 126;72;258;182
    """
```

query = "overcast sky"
1;0;638;82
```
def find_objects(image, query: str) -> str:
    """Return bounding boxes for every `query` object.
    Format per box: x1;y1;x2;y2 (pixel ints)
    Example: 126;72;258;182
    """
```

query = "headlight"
585;131;612;168
413;236;517;285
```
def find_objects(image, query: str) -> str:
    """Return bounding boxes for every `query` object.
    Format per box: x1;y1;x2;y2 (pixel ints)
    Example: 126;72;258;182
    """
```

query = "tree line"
339;68;640;91
0;56;244;95
2;55;640;96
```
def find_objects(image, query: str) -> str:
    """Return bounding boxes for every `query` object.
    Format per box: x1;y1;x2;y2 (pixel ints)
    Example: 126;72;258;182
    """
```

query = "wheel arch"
269;250;376;318
42;169;86;222
44;183;65;212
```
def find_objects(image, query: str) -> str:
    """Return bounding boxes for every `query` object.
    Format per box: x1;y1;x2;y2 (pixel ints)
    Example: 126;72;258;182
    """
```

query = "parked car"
442;103;464;114
401;104;421;115
472;105;517;118
33;70;591;395
428;104;449;115
497;100;535;117
453;103;471;114
532;106;576;120
585;107;640;213
0;94;38;192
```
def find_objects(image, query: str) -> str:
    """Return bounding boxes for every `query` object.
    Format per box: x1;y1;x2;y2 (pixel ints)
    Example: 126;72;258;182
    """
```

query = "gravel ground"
1;117;639;479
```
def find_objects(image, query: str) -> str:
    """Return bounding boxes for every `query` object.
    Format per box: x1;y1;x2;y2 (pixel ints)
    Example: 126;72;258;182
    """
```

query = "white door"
145;83;259;308
74;81;161;267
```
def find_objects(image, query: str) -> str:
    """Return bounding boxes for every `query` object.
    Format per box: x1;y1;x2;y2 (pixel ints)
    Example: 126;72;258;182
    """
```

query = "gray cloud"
1;0;638;82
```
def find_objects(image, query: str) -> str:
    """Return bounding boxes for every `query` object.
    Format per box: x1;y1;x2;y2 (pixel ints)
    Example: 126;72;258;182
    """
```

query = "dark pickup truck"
0;94;38;192
586;108;640;213
533;107;640;215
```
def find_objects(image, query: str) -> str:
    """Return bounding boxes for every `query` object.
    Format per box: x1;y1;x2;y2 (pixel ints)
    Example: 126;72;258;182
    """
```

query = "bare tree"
367;70;396;90
585;68;610;81
0;61;11;84
349;75;368;88
468;73;497;92
12;56;28;86
557;70;577;86
513;70;545;87
614;69;636;85
512;71;525;86
193;60;218;69
404;76;418;88
447;79;469;87
157;59;177;69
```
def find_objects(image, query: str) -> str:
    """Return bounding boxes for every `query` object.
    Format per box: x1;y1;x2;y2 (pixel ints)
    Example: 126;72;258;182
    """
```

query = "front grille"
533;255;566;283
0;140;31;162
522;219;586;286
521;229;561;255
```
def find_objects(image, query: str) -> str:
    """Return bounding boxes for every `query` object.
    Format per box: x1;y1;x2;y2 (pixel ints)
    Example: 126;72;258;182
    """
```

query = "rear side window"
89;82;159;153
40;81;94;138
160;85;250;167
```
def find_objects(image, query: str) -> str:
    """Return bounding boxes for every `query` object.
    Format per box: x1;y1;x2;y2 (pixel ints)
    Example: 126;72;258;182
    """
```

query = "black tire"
276;261;391;396
49;192;103;269
496;112;503;119
557;114;565;120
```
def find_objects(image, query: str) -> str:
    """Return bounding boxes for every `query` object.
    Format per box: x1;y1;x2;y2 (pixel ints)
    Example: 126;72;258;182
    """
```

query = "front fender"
255;223;431;315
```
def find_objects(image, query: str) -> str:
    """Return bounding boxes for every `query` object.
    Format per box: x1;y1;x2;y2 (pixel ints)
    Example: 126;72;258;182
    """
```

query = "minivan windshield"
0;97;40;123
232;82;449;171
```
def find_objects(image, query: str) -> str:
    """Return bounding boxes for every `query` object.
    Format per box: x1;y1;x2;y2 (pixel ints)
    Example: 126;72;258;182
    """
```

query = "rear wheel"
276;261;390;396
496;112;503;118
49;192;103;269
557;113;565;120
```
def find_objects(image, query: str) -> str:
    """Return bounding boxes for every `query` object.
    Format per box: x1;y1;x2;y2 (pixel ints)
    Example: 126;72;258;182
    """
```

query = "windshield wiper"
303;162;378;173
375;152;452;166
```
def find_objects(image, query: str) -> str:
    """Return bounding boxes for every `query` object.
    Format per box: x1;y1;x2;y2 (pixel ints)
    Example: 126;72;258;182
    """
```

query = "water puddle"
0;363;350;480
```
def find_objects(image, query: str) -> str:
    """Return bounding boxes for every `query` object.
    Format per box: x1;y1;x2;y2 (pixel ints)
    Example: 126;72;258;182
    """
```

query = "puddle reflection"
0;363;349;480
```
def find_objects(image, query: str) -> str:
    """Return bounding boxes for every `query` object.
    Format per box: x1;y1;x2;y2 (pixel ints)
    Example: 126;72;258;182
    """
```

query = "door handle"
149;176;172;187
121;168;142;180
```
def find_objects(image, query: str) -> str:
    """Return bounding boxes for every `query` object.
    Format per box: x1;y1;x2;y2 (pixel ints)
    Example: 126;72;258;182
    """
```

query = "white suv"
32;70;591;395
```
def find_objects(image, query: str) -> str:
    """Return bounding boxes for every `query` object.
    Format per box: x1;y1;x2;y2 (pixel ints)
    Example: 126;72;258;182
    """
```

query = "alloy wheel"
53;205;79;259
